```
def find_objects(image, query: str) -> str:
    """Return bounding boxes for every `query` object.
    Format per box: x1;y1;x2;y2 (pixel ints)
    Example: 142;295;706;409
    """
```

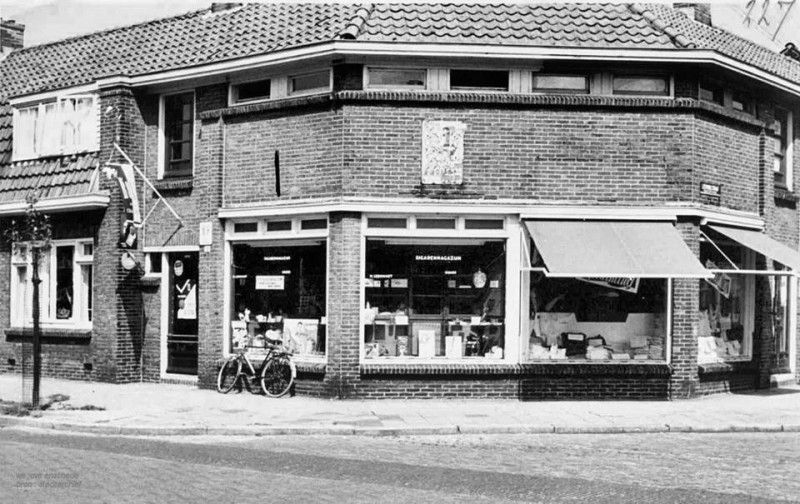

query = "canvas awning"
524;220;710;278
708;225;800;271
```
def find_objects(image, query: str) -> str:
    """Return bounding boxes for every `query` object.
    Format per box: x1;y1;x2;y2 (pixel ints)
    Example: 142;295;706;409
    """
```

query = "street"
1;429;798;503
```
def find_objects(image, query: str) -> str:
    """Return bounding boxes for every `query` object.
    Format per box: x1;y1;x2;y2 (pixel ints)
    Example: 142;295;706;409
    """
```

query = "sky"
0;0;797;52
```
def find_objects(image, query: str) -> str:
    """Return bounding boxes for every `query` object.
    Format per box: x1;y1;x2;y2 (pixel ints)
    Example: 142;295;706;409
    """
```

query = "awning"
524;220;710;278
708;225;800;271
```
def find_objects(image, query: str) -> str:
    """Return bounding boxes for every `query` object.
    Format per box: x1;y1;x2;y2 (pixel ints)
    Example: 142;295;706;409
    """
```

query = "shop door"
166;252;199;375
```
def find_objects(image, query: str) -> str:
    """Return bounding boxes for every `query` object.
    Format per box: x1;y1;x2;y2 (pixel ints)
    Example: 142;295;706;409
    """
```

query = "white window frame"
360;214;519;364
157;90;196;179
228;76;273;106
773;107;794;190
10;239;94;329
287;69;332;97
12;94;99;161
364;66;428;90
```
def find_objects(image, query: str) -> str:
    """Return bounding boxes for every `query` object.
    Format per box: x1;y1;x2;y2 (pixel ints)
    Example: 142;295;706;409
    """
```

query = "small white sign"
199;221;213;246
256;275;284;290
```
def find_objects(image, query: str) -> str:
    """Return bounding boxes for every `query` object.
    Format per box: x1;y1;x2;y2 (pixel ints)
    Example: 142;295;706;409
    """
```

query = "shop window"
231;78;271;104
773;108;793;189
289;70;330;95
612;75;669;96
465;219;504;230
698;81;724;105
162;92;194;178
13;95;98;160
450;69;509;91
10;239;94;327
367;217;407;229
231;242;326;357
527;276;667;361
770;272;792;372
416;218;456;230
368;68;426;89
266;221;292;232
364;240;506;359
532;74;589;94
233;222;258;233
698;240;752;363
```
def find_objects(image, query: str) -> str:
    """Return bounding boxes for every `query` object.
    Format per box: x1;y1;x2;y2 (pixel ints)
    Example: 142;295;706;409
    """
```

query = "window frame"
449;68;510;92
773;107;794;190
158;90;196;180
287;69;332;97
10;238;94;329
365;66;428;90
12;94;99;161
611;74;671;97
228;77;272;105
531;73;590;94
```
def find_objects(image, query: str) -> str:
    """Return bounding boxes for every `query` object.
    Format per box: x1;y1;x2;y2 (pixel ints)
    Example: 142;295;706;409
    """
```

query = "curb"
3;415;800;437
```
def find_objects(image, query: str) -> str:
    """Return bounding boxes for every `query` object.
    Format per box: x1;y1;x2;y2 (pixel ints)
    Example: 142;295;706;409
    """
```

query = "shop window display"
231;242;326;357
363;240;505;359
697;240;751;363
528;276;667;361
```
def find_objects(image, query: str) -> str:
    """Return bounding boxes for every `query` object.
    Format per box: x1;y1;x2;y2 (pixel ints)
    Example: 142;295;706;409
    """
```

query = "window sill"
698;360;756;375
153;177;193;192
5;326;92;340
774;187;799;204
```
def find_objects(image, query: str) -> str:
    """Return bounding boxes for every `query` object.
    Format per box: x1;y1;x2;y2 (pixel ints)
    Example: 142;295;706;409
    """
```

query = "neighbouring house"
0;3;798;399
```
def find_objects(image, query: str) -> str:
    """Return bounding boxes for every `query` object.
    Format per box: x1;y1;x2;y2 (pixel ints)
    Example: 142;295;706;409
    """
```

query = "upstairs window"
450;69;509;91
731;92;754;115
231;78;271;104
13;95;98;160
698;81;724;105
532;74;589;94
367;68;426;89
612;75;670;96
162;92;194;178
773;108;793;189
289;70;330;95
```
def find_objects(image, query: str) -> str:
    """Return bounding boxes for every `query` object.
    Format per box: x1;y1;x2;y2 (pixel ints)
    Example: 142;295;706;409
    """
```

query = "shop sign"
390;279;408;288
421;120;466;185
700;182;721;204
255;275;285;290
199;221;213;246
578;277;640;293
415;255;462;261
704;260;732;298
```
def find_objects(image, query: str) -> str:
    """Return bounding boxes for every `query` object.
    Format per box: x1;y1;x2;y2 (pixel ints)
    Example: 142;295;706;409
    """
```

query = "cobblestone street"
1;429;798;503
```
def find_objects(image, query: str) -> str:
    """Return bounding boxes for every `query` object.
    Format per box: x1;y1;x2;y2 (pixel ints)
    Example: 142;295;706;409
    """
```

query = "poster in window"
421;120;466;184
256;275;285;290
284;318;319;354
176;279;197;320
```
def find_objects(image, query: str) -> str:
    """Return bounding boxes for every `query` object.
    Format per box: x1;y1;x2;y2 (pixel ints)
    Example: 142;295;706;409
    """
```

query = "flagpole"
110;143;184;226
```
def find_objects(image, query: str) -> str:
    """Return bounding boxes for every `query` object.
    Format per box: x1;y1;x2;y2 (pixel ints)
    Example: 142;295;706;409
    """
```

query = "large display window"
230;242;326;357
363;239;506;359
697;239;754;363
527;276;667;361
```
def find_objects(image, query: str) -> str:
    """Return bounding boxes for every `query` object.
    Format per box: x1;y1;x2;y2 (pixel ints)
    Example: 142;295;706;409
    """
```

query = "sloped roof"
1;3;799;99
0;152;99;204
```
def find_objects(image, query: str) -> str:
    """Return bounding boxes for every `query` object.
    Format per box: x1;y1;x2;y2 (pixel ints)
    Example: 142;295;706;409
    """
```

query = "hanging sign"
102;162;141;248
421;120;467;184
256;275;285;290
578;277;640;293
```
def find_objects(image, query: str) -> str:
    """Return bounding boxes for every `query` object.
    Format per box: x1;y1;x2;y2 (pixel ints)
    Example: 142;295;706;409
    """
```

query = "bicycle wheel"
217;358;241;393
260;356;294;397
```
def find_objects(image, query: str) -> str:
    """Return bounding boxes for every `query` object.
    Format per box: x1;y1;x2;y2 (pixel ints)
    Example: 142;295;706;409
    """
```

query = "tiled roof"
358;3;676;48
0;152;99;204
0;3;362;97
0;101;11;166
2;3;800;99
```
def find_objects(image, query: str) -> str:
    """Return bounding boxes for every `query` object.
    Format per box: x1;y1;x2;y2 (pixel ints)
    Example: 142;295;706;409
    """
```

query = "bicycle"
216;336;296;397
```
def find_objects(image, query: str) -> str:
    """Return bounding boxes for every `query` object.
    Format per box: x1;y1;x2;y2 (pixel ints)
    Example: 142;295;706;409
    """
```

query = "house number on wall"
421;120;467;185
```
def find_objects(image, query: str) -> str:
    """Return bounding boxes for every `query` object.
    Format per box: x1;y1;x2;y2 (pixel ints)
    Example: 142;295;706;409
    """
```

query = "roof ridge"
628;3;695;49
339;4;374;40
7;5;211;56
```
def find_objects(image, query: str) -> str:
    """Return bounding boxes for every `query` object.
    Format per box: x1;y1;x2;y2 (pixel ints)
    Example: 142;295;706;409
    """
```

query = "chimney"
780;42;800;62
674;3;712;26
210;3;242;13
0;19;24;56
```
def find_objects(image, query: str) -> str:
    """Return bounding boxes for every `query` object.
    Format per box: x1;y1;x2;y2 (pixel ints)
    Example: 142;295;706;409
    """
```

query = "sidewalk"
1;374;800;436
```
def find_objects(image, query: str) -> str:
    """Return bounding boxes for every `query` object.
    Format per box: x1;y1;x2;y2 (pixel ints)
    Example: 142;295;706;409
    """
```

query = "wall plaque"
421;120;466;184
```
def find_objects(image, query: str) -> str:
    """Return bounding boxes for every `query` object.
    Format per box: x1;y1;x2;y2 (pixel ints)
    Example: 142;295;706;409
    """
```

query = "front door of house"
166;252;199;375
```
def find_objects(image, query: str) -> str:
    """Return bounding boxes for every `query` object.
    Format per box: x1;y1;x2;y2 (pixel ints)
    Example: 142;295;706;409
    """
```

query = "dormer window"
12;95;98;160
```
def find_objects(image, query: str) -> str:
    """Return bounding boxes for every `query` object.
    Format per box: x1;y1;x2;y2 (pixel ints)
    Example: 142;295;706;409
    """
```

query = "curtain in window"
38;103;60;155
15;107;38;159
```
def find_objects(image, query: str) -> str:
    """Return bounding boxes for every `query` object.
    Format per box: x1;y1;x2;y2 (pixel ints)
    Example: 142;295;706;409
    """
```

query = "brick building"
0;3;799;399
